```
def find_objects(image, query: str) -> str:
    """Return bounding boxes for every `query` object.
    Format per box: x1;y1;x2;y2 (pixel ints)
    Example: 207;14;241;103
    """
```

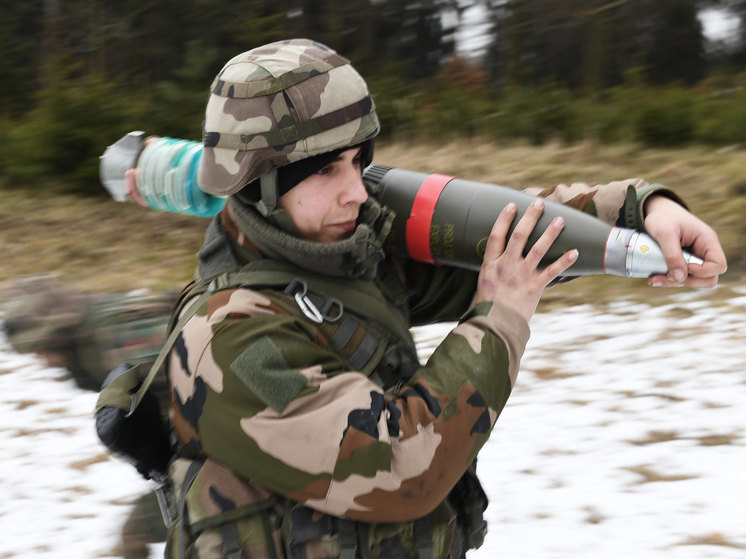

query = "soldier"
1;276;173;558
1;276;175;391
120;39;725;558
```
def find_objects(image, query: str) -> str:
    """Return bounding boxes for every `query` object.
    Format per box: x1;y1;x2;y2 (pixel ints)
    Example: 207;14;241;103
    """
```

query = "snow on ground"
1;284;744;558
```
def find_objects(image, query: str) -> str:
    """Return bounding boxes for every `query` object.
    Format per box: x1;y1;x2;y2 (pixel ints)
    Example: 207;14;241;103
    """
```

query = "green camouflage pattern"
1;276;175;391
199;38;380;196
166;457;285;558
164;173;670;557
166;267;524;558
167;456;458;559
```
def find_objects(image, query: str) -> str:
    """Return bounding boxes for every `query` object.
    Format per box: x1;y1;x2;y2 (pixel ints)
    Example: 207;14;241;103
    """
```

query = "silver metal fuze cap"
99;131;145;202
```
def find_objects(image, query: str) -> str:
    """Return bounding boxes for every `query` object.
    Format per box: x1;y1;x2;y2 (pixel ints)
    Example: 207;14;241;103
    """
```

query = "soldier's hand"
643;195;727;288
125;136;159;208
475;199;578;323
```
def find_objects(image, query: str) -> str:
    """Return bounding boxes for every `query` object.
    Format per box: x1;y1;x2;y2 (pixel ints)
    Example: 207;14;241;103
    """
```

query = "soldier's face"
279;148;367;243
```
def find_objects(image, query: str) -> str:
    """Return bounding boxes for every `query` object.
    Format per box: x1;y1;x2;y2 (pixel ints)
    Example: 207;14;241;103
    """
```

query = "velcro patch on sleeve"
231;336;308;414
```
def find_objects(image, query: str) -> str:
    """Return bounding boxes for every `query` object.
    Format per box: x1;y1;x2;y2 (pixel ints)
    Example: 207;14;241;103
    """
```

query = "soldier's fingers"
482;203;517;262
648;270;718;289
525;216;565;269
504;199;545;257
540;248;579;283
655;232;689;284
125;168;148;208
688;232;727;279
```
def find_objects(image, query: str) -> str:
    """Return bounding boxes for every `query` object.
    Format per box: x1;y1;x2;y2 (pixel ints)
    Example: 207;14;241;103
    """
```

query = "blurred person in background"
0;276;174;558
1;276;173;391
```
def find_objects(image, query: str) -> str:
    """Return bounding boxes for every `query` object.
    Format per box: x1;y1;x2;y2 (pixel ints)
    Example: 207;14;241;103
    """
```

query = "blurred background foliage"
0;0;745;194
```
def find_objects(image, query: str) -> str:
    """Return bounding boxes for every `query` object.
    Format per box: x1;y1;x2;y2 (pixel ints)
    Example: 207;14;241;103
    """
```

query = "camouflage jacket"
165;178;679;558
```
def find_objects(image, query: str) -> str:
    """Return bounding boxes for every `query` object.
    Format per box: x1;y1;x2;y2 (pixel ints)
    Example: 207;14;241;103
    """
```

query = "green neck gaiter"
226;196;392;281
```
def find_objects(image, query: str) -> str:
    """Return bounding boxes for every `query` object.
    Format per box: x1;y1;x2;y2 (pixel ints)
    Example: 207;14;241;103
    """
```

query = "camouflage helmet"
0;276;86;356
198;38;380;198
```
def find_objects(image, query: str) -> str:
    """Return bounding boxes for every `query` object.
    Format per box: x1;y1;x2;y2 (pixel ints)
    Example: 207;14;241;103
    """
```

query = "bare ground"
1;139;743;303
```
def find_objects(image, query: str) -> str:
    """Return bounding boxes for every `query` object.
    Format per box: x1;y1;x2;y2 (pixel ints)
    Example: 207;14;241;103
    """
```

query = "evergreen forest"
2;0;745;194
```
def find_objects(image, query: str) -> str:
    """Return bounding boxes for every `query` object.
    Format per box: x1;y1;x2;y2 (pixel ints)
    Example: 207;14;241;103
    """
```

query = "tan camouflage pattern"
165;175;677;556
168;452;458;559
166;458;284;559
199;38;380;196
168;283;522;523
524;177;682;229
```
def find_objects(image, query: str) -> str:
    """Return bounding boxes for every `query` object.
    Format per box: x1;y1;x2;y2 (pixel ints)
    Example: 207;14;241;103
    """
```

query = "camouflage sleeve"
523;178;688;230
169;288;529;523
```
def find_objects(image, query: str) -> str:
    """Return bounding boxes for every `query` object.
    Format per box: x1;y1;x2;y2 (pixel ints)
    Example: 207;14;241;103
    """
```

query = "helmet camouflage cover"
199;38;380;196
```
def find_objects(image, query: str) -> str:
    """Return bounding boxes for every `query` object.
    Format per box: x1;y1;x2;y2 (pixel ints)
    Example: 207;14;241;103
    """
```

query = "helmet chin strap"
256;168;278;217
255;168;300;236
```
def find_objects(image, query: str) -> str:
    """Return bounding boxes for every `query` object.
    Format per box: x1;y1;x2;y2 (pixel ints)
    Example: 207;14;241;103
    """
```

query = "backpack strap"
216;259;415;348
338;518;358;559
196;260;420;385
219;522;244;559
125;253;418;417
177;458;204;559
273;284;420;386
413;517;435;559
158;267;482;558
125;285;213;415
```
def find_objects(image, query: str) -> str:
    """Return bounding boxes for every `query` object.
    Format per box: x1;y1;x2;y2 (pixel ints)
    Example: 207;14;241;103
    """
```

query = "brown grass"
626;431;739;446
69;453;111;471
623;464;698;483
1;139;743;299
677;533;746;549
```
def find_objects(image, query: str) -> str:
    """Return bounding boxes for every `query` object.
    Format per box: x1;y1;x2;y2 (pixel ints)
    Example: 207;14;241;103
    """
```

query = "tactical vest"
97;259;488;559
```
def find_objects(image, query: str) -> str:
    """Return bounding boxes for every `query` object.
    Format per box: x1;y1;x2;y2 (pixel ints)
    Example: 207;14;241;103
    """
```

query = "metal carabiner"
294;290;324;323
285;277;344;323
